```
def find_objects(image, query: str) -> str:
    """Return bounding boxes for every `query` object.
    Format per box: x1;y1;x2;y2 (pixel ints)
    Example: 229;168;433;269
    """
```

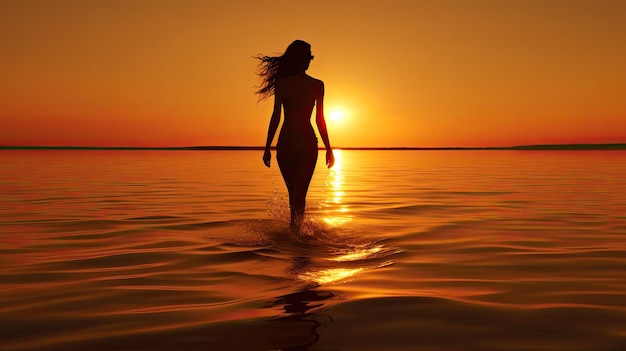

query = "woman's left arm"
263;87;282;167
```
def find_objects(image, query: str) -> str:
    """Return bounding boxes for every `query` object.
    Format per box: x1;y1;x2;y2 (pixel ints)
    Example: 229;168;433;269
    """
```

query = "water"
1;150;625;350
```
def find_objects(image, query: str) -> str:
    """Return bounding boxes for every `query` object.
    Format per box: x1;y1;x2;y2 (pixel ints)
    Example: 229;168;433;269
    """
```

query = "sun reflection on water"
298;268;364;284
294;151;396;285
330;246;383;262
321;149;353;226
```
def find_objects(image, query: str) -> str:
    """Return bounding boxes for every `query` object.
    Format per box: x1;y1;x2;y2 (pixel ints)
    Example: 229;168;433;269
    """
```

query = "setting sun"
330;110;345;123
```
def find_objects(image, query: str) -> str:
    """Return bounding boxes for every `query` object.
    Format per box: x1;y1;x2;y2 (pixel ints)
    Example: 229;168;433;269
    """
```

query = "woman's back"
279;74;321;130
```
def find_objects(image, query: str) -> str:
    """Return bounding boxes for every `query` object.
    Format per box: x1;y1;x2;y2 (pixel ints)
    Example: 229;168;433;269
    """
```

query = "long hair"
255;40;312;101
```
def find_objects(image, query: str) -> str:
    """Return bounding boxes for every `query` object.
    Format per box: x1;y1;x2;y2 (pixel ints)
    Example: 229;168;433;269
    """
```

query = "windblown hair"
255;40;312;101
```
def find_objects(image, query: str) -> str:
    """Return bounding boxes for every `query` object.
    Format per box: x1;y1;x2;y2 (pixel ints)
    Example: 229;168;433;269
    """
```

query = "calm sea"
1;150;625;351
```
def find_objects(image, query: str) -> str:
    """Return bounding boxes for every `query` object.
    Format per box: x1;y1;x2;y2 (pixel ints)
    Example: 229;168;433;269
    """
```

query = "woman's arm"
315;80;335;168
263;88;282;167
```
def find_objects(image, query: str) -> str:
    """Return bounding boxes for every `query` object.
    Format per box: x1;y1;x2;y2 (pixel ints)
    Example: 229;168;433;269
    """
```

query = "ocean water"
1;149;625;351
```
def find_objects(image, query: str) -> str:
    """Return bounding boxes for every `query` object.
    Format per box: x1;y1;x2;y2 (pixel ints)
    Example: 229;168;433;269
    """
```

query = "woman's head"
281;40;312;75
255;40;313;100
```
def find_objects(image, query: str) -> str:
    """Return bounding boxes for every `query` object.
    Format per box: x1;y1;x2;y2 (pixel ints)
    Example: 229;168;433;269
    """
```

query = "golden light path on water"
298;268;364;285
321;150;352;227
330;246;383;262
297;150;381;285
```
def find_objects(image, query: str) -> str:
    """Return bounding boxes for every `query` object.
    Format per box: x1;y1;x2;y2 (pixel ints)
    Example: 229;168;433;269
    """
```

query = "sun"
329;110;345;123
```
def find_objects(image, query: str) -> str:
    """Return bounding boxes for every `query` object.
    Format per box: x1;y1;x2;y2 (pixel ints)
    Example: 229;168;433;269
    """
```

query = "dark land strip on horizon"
1;144;626;151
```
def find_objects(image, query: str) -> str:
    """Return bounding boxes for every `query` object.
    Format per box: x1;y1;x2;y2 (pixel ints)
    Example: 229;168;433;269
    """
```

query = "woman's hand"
263;149;271;168
326;149;335;168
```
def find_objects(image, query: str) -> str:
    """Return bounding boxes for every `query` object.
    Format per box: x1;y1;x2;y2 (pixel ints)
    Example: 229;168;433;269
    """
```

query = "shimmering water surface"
1;150;625;350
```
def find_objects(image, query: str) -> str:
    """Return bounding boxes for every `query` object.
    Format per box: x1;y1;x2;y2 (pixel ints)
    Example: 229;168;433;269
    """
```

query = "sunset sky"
1;0;625;148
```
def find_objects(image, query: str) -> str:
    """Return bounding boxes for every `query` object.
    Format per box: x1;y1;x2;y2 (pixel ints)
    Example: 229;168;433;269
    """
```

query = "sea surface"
1;149;625;351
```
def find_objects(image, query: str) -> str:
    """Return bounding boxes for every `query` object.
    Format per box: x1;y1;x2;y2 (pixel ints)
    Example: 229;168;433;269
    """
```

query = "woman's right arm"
263;87;282;168
314;80;334;168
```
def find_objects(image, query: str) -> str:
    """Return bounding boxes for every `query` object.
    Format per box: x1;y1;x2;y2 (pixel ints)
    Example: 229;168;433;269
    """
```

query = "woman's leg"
277;152;297;227
277;146;318;229
289;148;318;225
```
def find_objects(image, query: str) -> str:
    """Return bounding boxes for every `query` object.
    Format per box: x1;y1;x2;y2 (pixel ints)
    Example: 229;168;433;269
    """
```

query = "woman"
256;40;334;231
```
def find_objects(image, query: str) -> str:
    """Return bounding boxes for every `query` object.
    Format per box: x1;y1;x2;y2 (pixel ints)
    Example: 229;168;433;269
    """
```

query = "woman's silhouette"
256;40;334;231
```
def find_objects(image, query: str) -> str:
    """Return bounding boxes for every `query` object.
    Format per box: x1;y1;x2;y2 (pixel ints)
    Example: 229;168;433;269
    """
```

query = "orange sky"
1;0;625;148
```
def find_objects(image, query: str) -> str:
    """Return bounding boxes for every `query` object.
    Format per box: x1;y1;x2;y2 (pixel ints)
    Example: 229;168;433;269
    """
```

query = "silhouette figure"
256;40;334;231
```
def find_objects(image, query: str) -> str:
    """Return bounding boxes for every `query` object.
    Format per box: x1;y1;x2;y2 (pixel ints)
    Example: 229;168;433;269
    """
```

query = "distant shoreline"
1;144;626;151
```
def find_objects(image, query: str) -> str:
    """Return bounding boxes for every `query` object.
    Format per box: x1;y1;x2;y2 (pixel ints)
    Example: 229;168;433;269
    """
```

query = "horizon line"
1;143;626;151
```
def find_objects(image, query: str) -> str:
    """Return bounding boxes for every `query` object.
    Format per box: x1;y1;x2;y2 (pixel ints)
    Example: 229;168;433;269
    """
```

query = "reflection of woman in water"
256;40;334;231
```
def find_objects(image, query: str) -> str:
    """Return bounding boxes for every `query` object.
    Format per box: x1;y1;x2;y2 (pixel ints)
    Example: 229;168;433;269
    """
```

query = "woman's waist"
278;126;317;142
279;123;315;134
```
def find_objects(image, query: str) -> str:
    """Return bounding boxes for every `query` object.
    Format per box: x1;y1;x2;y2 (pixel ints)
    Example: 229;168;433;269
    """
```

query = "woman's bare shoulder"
305;75;324;91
